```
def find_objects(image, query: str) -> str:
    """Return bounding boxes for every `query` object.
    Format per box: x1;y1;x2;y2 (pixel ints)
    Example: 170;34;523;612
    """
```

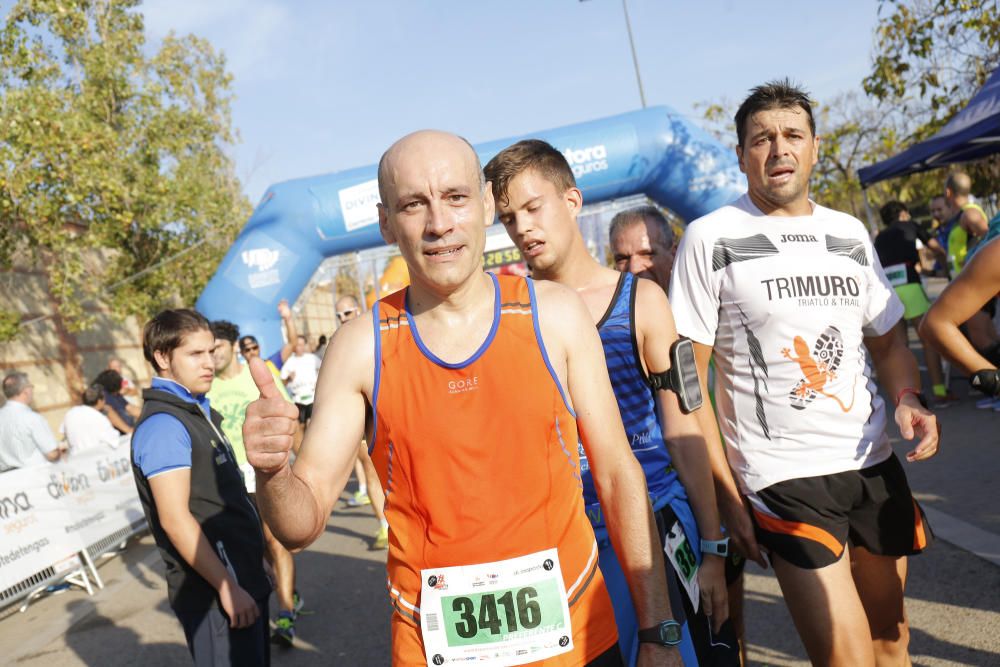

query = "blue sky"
141;0;882;204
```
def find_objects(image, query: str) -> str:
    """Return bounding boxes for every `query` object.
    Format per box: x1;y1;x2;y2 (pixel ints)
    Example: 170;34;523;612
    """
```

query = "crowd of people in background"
1;79;999;667
0;303;367;475
873;170;1000;410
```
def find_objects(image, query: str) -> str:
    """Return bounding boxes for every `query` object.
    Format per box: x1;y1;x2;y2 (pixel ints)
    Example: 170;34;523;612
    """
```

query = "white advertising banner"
338;179;381;232
0;448;144;592
0;462;85;590
59;448;146;548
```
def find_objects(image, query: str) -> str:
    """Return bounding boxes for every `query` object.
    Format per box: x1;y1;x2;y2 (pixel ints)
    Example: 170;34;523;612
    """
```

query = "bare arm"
926;237;947;267
245;314;372;551
104;407;134;434
962;207;988;238
634;280;727;628
277;299;296;363
920;238;1000;374
535;282;678;666
864;325;939;462
691;342;766;567
150;469;260;628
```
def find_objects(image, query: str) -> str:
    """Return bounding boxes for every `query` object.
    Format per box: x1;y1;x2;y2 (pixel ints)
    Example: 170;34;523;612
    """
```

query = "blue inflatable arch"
196;106;746;357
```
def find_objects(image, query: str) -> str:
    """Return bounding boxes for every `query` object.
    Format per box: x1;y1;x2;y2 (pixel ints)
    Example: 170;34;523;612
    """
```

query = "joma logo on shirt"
780;234;817;243
448;376;479;394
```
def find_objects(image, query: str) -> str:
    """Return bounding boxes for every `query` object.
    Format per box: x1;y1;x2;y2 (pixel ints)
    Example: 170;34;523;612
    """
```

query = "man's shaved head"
945;171;972;198
377;130;485;209
374;129;496;296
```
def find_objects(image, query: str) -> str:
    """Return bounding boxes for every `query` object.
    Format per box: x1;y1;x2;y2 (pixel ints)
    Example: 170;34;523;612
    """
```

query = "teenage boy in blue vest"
131;308;271;666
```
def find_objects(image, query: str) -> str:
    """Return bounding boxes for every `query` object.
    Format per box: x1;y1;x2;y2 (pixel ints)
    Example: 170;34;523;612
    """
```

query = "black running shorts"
295;402;313;424
748;453;932;569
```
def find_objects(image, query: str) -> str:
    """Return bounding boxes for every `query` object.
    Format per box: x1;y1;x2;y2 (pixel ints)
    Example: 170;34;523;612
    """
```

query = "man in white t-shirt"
280;336;321;448
61;384;126;452
670;79;939;666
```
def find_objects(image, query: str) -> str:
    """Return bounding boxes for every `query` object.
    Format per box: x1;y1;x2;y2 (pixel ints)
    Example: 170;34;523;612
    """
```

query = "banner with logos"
0;448;144;592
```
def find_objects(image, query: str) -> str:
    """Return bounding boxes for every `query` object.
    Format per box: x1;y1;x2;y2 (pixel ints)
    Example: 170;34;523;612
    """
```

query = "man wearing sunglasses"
336;296;361;325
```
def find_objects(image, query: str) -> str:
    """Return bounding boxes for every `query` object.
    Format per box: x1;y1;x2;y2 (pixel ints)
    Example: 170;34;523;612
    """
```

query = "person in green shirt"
210;320;303;648
944;172;989;275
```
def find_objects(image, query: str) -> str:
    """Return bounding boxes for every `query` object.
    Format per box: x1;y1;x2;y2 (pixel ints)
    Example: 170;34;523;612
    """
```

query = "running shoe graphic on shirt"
712;234;779;271
736;305;771;440
781;326;857;412
825;235;869;266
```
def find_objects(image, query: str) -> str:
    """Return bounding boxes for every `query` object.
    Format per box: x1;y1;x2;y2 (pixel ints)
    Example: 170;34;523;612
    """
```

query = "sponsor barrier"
0;448;147;610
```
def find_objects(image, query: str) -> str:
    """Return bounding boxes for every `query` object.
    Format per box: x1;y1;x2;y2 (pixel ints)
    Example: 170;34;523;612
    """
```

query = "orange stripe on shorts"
752;508;845;558
913;499;928;550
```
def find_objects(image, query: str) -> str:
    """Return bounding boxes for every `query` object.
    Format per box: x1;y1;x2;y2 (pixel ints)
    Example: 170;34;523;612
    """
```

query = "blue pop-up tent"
196;106;746;357
858;66;1000;187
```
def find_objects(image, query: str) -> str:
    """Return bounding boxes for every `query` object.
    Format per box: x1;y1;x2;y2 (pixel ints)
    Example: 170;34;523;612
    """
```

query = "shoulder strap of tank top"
596;271;629;329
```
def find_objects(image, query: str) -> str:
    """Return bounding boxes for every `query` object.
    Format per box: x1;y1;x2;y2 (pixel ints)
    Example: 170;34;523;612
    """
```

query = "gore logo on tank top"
448;375;480;394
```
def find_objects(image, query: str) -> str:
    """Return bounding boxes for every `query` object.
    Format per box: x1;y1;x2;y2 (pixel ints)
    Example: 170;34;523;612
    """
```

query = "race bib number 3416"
420;549;573;666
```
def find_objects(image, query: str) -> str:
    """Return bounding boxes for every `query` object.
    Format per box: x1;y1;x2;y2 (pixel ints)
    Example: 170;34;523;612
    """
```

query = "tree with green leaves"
864;0;1000;136
862;0;1000;199
695;1;998;224
0;0;250;340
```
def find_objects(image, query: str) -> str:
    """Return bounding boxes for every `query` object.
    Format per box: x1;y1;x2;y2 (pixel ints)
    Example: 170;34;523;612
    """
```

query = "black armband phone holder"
646;338;704;414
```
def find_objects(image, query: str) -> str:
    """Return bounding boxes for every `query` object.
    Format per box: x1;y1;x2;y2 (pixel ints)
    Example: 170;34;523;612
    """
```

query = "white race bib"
420;549;573;666
884;263;909;288
664;520;701;612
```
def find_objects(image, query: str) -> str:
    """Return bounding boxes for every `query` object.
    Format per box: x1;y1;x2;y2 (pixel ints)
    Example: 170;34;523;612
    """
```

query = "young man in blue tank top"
486;140;733;666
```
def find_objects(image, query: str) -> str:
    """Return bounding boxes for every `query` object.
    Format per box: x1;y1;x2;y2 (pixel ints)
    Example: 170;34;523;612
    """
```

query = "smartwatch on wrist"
701;537;730;557
970;369;1000;397
638;620;682;646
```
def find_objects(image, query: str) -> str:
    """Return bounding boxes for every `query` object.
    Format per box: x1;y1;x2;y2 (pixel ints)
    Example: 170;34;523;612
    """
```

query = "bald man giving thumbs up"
242;131;683;667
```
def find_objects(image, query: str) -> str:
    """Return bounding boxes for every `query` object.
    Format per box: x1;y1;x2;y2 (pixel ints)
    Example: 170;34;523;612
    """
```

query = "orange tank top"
370;273;617;666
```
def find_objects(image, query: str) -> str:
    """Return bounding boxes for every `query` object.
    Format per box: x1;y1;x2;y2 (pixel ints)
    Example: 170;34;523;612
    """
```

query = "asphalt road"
1;367;998;665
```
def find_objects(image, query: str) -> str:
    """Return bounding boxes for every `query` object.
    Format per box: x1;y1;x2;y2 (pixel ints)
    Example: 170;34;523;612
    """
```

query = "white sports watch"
700;537;730;557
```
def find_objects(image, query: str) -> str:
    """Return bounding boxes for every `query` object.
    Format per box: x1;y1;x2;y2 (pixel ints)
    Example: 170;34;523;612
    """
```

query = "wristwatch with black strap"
637;619;682;646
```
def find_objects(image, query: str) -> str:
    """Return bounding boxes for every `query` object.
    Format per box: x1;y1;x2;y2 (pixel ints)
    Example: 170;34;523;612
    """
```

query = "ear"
483;181;496;228
811;134;820;167
735;145;746;174
378;203;397;245
152;349;170;374
565;187;583;216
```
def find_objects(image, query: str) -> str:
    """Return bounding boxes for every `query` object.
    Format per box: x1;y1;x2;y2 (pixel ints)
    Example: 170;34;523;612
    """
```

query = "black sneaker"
271;614;295;647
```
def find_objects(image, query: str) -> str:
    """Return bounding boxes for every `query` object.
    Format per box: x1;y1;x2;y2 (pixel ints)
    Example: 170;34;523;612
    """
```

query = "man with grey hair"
0;372;64;471
609;206;676;293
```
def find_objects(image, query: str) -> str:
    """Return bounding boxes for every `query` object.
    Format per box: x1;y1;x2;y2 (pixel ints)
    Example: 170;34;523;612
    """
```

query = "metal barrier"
0;519;149;613
0;565;60;608
0;552;91;613
82;519;148;589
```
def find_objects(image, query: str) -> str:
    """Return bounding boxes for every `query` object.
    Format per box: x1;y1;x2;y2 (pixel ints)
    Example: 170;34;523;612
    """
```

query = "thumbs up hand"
244;357;299;475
